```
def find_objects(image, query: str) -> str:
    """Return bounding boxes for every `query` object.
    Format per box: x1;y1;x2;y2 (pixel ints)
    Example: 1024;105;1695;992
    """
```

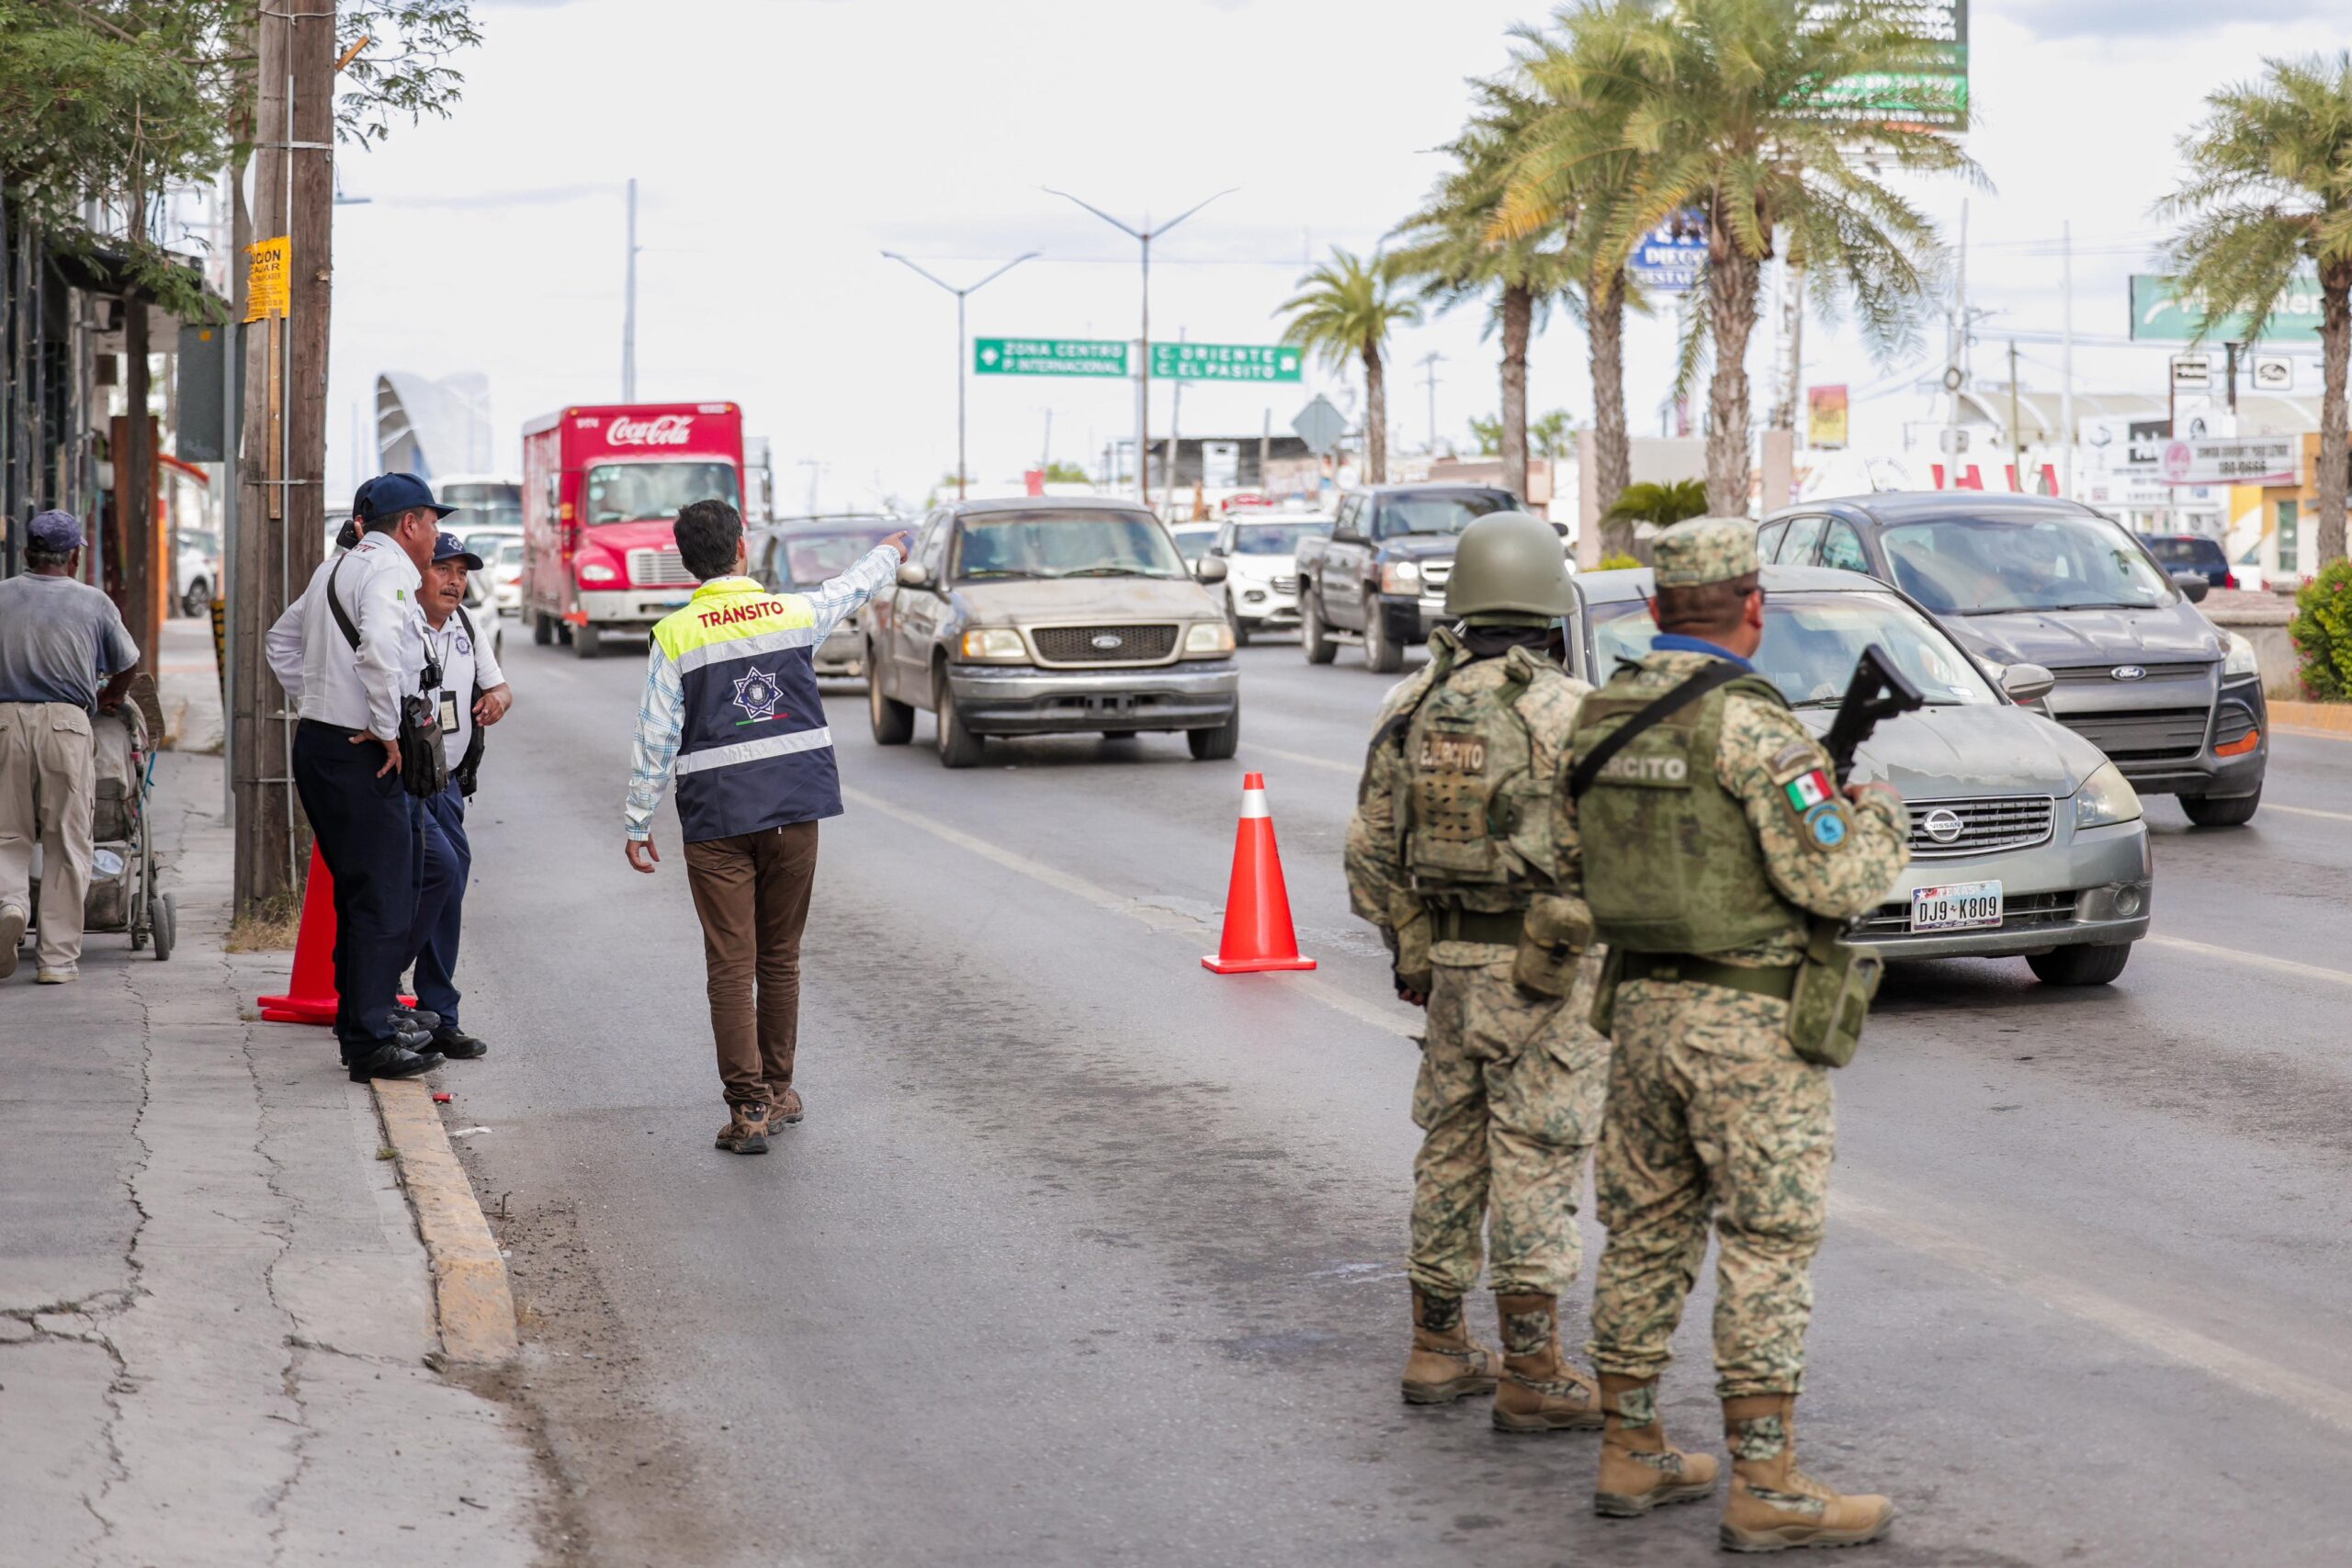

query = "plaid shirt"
624;548;899;840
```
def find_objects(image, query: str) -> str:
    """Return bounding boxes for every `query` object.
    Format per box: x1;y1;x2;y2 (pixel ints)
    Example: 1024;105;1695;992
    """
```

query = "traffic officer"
1568;519;1908;1548
288;471;452;1082
401;530;513;1059
1343;510;1611;1432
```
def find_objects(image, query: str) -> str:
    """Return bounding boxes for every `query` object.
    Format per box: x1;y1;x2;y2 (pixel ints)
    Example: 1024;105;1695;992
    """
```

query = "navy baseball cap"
360;471;456;523
430;531;483;570
28;509;85;551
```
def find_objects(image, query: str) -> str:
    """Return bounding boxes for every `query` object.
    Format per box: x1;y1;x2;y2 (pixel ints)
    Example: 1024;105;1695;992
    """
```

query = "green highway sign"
973;337;1129;377
2130;273;2324;344
1150;342;1304;382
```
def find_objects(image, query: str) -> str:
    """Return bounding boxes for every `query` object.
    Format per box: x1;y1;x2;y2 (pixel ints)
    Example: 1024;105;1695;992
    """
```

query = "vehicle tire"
1227;592;1251;648
933;667;983;769
1302;592;1337;665
2026;942;2132;987
150;893;175;963
571;622;600;660
869;656;915;745
2180;785;2260;827
1363;598;1404;674
1188;703;1241;761
532;612;553;646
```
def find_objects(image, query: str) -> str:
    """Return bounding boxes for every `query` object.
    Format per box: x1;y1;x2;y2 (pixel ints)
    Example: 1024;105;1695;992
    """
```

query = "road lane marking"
2267;802;2352;825
1832;1189;2352;1437
847;782;2352;1430
1247;745;1359;778
2274;725;2352;745
2146;934;2352;988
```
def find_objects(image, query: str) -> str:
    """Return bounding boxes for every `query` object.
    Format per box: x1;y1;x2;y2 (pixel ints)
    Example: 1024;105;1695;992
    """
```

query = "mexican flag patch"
1783;768;1833;812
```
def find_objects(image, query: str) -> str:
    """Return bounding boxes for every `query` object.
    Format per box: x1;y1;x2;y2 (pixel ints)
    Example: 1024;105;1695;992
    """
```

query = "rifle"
1821;643;1924;786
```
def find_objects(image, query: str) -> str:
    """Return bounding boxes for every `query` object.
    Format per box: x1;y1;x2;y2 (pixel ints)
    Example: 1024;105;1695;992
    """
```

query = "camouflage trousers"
1587;979;1834;1398
1408;952;1610;1299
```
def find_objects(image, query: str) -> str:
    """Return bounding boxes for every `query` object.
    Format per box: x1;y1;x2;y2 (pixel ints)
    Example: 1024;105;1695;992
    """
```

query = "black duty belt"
1619;951;1800;1000
1430;908;1527;945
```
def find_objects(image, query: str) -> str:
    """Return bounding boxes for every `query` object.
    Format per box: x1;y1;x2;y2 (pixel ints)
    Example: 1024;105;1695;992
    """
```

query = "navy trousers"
292;720;419;1061
405;783;469;1028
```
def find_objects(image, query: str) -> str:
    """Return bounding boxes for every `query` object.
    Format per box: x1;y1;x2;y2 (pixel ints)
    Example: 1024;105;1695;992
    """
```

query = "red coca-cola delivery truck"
520;400;745;658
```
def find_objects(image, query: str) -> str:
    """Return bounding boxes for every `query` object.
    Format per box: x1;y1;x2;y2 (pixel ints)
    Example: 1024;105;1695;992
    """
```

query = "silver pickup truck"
859;498;1240;768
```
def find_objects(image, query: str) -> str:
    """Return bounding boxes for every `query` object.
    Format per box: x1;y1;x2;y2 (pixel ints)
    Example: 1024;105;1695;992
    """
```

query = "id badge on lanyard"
437;690;460;735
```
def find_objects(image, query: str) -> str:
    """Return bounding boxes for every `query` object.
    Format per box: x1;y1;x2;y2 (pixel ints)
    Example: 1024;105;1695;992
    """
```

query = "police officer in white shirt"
288;472;450;1082
400;531;513;1060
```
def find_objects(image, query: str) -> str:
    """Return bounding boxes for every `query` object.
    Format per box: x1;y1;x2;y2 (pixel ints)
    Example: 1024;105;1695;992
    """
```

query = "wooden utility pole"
120;306;155;671
231;0;335;915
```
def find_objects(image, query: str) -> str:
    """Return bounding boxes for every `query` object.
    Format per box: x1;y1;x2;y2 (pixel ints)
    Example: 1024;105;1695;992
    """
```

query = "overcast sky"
321;0;2349;507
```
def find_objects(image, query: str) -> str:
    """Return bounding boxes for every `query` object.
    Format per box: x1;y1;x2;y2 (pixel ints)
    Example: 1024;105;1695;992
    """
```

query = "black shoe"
391;1023;435;1051
347;1043;446;1083
432;1028;488;1060
390;1004;442;1032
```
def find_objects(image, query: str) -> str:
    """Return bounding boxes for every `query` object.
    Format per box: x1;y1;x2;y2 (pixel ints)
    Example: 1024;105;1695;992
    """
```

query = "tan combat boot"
1400;1287;1500;1405
1592;1373;1719;1516
1720;1394;1894;1552
1490;1293;1604;1432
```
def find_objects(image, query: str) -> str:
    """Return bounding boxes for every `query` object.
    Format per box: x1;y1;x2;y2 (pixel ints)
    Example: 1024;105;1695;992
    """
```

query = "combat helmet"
1443;510;1576;622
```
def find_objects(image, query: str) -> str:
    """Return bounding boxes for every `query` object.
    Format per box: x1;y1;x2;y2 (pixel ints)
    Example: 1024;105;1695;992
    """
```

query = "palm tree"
1600;477;1709;559
1510;0;1972;516
2162;51;2352;569
1390;78;1574;502
1278;248;1421;483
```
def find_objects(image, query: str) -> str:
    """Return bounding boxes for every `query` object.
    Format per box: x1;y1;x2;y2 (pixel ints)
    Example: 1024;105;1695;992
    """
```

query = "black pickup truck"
1294;483;1521;672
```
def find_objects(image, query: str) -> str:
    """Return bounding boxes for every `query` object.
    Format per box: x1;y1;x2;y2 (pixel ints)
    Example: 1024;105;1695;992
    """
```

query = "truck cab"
1294;483;1519;672
520;402;745;658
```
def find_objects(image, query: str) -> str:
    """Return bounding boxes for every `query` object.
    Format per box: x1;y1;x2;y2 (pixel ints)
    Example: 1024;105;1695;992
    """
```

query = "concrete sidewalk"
0;751;548;1566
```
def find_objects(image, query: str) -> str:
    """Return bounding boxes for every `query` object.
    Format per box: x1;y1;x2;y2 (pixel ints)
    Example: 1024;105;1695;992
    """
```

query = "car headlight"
1378;559;1422;594
577;560;618;585
2073;761;2143;829
958;626;1028;661
2222;630;2259;679
1183;620;1236;656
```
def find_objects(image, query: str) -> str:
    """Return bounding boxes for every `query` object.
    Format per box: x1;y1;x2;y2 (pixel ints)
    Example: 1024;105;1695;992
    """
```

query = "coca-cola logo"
605;414;695;446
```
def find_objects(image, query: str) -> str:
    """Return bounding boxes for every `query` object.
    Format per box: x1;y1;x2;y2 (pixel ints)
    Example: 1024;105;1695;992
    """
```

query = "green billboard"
2130;273;2324;344
1149;342;1304;382
973;338;1129;377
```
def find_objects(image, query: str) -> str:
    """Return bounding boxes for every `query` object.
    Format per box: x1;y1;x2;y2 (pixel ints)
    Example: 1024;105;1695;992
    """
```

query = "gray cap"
28;509;85;551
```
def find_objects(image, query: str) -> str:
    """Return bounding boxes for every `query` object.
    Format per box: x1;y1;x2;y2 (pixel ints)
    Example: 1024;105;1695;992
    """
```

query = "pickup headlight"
1183;621;1236;656
958;626;1028;661
577;560;619;585
1378;559;1422;594
2222;630;2259;679
2073;761;2143;829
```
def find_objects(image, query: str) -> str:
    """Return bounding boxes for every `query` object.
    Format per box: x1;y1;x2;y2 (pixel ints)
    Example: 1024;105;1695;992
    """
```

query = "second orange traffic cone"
1203;772;1316;975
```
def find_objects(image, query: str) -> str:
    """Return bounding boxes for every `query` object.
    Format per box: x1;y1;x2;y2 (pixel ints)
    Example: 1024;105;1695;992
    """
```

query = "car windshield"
954;512;1187;580
778;526;897;586
1590;590;1999;707
2143;536;2224;568
584;461;741;525
464;530;515;560
1231;522;1329;555
439;482;523;532
1170;529;1217;563
1373;491;1514;539
497;539;523;564
1879;515;2175;614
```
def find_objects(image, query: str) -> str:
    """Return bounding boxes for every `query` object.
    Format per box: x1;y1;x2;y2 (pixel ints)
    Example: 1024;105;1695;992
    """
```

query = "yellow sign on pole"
244;236;291;322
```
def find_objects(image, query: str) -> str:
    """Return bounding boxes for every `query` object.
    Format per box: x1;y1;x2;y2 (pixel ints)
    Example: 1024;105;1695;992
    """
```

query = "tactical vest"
1573;662;1805;955
651;576;841;843
1399;643;1577;901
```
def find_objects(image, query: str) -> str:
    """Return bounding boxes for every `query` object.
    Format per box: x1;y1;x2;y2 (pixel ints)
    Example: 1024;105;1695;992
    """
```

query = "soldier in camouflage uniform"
1570;519;1909;1550
1344;511;1611;1434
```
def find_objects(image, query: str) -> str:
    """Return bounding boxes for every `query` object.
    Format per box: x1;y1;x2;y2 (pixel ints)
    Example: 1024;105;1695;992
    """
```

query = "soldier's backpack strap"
1566;660;1751;799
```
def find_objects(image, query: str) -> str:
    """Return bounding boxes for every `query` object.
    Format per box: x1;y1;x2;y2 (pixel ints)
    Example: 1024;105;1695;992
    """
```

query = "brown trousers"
684;821;819;1111
0;702;96;973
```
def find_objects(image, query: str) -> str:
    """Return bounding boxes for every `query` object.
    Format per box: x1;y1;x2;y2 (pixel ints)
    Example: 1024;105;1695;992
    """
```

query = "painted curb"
2270;700;2352;736
373;1077;520;1364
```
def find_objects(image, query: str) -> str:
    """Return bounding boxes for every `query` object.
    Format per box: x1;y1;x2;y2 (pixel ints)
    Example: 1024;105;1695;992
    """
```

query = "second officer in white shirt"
288;471;450;1082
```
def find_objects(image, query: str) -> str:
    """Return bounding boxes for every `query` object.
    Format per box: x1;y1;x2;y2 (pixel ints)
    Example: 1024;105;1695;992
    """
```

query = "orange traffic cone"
258;844;413;1025
1203;772;1317;975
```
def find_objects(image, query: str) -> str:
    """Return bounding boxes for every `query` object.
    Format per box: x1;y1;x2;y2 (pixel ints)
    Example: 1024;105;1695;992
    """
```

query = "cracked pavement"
0;737;548;1567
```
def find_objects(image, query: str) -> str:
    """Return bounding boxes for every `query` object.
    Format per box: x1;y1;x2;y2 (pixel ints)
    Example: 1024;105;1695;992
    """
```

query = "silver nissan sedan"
1565;564;2154;986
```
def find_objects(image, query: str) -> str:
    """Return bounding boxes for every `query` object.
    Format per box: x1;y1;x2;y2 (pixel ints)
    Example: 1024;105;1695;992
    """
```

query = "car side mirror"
896;560;930;589
2000;662;2056;705
2169;569;2210;604
1196;556;1228;584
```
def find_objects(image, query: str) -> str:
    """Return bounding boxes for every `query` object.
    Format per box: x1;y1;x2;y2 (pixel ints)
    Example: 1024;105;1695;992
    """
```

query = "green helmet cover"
1445;510;1577;620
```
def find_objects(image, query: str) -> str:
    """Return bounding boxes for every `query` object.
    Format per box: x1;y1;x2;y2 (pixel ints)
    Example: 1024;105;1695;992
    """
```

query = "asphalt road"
445;622;2352;1567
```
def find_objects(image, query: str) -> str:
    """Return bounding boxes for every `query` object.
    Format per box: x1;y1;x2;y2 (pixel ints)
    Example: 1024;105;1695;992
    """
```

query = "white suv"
1208;513;1333;645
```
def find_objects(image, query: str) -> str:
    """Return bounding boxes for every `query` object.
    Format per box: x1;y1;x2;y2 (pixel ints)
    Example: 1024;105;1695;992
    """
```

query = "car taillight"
2222;571;2237;590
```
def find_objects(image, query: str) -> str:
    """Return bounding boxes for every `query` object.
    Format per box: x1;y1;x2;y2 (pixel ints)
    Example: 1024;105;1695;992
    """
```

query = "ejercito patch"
1418;735;1487;773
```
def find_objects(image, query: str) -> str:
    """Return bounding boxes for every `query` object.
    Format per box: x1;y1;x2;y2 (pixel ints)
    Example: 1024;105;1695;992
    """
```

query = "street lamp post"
1044;186;1236;508
882;251;1038;500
